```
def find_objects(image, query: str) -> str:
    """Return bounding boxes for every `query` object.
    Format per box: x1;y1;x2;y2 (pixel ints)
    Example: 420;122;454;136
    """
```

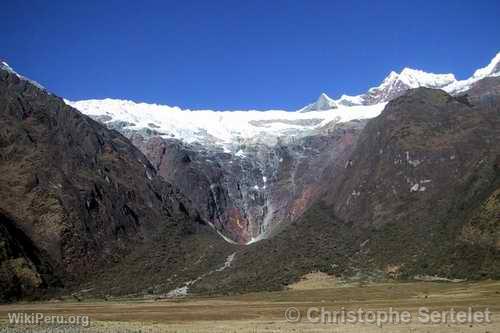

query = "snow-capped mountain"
337;68;456;106
67;52;500;150
335;52;500;106
298;92;338;112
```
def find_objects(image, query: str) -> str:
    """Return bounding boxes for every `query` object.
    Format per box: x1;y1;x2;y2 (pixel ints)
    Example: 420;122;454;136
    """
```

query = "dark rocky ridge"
325;86;500;276
0;67;221;301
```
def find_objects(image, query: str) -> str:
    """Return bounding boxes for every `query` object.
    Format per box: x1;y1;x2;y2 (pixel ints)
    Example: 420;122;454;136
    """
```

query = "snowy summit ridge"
337;67;456;106
444;52;500;94
393;67;456;88
3;53;498;151
472;52;500;79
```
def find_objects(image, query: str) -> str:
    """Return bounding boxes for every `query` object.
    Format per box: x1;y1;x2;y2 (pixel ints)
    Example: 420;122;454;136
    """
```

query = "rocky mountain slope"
189;81;500;294
126;119;367;244
0;64;229;302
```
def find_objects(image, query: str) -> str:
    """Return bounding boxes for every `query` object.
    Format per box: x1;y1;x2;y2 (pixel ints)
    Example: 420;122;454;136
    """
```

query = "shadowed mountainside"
0;67;231;302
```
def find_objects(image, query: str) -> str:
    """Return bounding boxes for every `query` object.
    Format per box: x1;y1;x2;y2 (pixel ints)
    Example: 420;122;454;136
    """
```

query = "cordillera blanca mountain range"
0;52;499;301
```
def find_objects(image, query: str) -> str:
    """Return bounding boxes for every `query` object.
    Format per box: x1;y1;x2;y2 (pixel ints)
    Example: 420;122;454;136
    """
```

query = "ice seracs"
67;99;385;149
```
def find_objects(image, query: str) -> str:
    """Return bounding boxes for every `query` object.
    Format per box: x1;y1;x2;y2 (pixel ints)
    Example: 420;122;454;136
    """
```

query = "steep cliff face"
129;135;278;244
128;120;366;243
0;66;208;301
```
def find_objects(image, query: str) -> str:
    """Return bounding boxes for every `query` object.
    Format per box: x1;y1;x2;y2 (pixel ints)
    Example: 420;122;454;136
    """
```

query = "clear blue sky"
2;0;499;110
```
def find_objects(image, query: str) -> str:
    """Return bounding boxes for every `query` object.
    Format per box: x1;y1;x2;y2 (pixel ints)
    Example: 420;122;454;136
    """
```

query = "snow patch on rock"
166;286;189;298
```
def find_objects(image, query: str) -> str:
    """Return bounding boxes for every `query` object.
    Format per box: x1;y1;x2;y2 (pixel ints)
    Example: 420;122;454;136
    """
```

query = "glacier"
66;98;386;148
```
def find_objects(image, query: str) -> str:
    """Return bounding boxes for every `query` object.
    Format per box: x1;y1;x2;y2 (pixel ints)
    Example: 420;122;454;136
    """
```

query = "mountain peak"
400;67;423;75
299;92;337;112
315;92;337;109
334;67;457;107
317;92;334;103
385;71;400;80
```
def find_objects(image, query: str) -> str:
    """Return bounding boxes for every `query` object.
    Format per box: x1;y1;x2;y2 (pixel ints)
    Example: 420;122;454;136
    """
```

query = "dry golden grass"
1;280;499;332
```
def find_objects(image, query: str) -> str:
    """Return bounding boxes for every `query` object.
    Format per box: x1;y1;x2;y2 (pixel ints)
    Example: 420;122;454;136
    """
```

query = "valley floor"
1;280;500;332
